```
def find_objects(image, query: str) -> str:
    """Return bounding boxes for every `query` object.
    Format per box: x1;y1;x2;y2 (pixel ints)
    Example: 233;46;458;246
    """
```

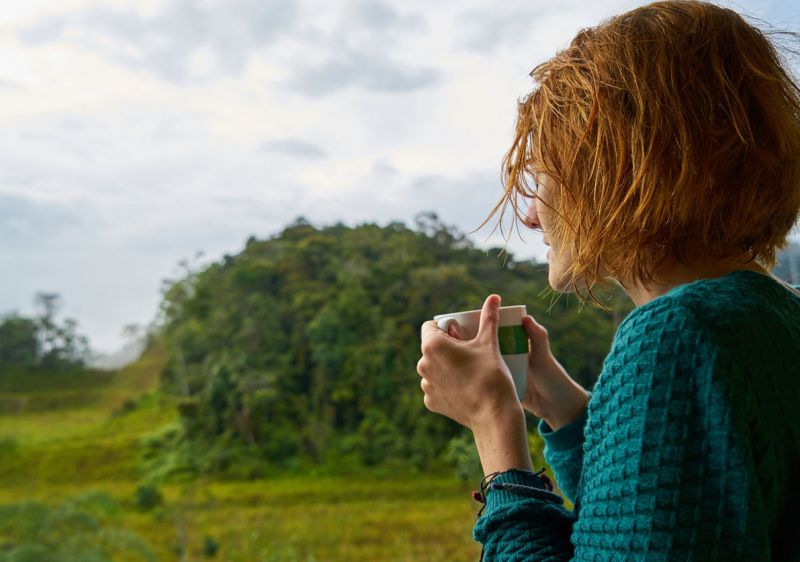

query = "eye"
523;171;540;197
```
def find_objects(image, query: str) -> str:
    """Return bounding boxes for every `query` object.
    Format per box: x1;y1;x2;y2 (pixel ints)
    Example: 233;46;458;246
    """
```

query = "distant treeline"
0;293;89;370
151;213;631;477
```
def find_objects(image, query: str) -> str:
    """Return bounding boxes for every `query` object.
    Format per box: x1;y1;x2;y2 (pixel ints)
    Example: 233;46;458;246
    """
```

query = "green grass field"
0;346;485;561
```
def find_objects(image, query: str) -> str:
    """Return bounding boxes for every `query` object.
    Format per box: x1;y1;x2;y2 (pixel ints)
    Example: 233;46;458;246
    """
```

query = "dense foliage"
155;214;632;476
0;293;90;370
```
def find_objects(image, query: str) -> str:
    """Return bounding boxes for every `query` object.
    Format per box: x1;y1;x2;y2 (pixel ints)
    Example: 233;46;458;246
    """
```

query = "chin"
548;256;594;293
547;265;574;293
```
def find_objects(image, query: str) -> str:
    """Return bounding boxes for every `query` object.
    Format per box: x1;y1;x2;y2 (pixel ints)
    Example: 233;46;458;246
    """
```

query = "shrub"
134;485;163;511
203;535;220;558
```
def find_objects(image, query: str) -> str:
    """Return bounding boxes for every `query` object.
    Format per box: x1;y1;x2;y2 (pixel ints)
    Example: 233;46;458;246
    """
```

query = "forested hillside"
154;214;631;477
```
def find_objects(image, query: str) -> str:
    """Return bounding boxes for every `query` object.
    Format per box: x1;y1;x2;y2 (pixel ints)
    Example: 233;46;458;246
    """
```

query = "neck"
616;255;769;307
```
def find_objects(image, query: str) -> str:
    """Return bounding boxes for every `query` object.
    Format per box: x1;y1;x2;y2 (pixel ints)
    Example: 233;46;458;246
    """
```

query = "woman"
416;1;800;560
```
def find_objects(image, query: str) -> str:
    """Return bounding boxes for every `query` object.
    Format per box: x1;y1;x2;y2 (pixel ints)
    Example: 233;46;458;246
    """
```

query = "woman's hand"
417;294;522;431
418;294;532;475
521;315;590;430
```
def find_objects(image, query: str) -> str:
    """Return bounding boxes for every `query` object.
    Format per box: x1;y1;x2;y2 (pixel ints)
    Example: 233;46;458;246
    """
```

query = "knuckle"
421;336;440;355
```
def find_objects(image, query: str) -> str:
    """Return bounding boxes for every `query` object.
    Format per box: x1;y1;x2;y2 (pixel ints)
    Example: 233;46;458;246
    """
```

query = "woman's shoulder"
601;270;800;401
592;270;799;422
614;269;800;347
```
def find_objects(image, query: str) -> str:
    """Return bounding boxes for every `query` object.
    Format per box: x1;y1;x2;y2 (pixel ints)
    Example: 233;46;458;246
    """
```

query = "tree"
34;292;60;358
0;314;39;367
0;293;91;369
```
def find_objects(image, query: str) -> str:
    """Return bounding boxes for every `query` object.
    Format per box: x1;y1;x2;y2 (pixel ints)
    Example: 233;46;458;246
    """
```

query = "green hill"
152;216;627;479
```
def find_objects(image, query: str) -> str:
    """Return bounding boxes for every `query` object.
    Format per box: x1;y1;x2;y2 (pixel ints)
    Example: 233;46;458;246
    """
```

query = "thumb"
476;294;501;344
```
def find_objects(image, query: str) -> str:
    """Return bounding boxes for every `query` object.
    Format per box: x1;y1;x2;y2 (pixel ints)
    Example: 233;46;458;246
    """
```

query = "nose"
523;200;540;230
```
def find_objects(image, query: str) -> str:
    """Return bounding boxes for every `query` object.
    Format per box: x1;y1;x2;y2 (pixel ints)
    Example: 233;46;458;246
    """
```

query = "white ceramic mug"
433;305;528;402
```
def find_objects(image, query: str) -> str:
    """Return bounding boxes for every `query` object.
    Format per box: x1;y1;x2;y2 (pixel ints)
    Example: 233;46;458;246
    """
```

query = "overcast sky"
1;0;798;354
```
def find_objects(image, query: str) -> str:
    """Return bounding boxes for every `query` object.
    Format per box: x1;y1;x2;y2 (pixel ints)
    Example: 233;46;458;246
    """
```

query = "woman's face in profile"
523;174;573;292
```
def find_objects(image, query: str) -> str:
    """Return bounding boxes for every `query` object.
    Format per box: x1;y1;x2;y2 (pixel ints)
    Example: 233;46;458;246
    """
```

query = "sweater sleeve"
473;305;752;561
536;394;590;504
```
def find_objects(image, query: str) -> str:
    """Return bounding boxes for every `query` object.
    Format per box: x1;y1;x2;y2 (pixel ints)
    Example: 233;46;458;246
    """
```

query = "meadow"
0;346;485;562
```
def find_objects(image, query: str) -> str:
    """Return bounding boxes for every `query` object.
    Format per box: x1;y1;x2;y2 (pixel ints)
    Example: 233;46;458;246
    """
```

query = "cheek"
535;199;549;221
523;201;538;227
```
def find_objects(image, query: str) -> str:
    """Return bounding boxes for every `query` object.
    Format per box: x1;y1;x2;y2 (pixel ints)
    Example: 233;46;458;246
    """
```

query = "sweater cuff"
537;392;590;452
484;469;563;512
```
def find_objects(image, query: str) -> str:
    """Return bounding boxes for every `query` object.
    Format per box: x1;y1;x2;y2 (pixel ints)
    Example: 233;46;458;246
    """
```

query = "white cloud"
260;138;328;159
17;0;298;82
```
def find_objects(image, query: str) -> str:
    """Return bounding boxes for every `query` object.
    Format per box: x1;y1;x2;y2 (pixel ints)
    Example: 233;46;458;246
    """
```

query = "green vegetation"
155;215;631;480
0;491;156;562
0;292;90;370
0;215;633;560
0;345;490;560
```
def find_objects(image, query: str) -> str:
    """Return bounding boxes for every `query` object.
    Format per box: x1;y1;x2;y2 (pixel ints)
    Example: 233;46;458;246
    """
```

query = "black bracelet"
472;467;557;516
488;482;564;505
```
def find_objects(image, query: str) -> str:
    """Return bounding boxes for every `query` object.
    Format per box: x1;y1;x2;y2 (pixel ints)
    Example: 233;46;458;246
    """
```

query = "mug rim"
433;304;527;321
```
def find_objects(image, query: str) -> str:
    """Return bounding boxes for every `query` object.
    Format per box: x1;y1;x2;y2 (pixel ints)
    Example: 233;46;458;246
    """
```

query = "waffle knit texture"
473;270;800;561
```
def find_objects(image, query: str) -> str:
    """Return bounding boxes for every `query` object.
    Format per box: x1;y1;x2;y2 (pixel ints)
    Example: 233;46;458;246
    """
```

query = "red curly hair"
486;0;800;306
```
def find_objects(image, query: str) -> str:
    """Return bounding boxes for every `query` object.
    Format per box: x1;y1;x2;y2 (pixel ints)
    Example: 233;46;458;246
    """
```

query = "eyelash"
521;185;538;199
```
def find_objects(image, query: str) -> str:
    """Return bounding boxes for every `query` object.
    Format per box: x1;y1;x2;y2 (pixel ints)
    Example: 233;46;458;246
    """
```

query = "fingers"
421;319;464;357
420;320;441;343
523;315;549;340
476;294;501;343
420;376;435;413
423;392;434;413
522;315;534;338
447;320;464;340
523;315;549;358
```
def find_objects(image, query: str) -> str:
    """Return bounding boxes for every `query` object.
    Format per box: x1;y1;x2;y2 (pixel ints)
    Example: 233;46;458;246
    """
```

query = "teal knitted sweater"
473;270;800;561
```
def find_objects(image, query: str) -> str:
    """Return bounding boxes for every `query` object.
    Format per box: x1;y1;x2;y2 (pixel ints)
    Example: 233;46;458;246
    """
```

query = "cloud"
371;161;398;177
455;8;550;54
351;1;426;32
260;139;328;159
289;50;442;95
17;15;65;44
16;0;440;96
452;0;645;55
0;78;23;90
18;0;297;82
0;194;87;249
0;105;311;252
279;0;437;95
